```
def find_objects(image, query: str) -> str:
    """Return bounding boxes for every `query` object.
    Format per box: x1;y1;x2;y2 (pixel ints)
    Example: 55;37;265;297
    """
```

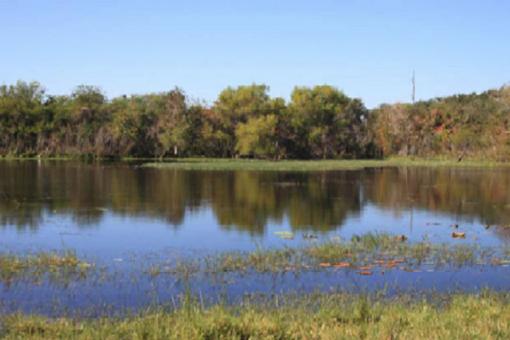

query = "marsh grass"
210;248;299;273
3;234;501;286
142;157;510;172
0;251;93;285
2;291;510;339
0;237;509;339
302;234;484;269
147;233;503;280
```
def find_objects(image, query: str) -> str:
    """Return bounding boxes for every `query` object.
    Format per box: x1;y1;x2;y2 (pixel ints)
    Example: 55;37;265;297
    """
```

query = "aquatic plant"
148;233;506;280
0;251;93;285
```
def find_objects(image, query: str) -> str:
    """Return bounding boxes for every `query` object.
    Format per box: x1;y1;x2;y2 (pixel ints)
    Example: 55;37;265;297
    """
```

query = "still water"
1;161;510;256
1;161;510;314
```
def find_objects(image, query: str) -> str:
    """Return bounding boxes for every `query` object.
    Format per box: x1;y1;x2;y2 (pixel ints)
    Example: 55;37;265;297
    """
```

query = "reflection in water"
3;161;510;316
363;167;510;227
1;161;510;236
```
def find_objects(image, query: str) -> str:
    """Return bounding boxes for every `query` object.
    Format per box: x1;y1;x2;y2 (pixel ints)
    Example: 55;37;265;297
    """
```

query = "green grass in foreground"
142;157;510;171
2;292;510;339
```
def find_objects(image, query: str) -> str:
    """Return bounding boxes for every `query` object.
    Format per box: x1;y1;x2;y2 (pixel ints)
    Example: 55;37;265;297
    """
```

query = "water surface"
1;161;510;314
1;161;510;255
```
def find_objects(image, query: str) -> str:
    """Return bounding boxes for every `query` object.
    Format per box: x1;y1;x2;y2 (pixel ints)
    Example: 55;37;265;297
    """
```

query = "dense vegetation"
371;86;510;160
1;81;509;160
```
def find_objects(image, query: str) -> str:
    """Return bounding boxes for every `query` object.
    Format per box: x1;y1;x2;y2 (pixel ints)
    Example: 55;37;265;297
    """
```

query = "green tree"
0;81;45;155
288;85;368;159
213;84;273;156
148;89;189;157
235;114;280;158
70;85;108;154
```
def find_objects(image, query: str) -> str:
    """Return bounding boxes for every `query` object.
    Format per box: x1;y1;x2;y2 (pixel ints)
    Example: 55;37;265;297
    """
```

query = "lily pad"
274;231;295;240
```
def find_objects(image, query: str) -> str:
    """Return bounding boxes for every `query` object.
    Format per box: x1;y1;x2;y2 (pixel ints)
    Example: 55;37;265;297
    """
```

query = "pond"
1;160;510;315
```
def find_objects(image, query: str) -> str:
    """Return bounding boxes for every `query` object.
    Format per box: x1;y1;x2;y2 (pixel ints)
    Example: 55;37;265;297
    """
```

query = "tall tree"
213;84;273;156
287;85;368;159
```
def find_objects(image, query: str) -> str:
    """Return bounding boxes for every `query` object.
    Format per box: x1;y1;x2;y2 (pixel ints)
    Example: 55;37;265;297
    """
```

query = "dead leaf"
452;232;466;238
333;262;351;268
358;270;373;276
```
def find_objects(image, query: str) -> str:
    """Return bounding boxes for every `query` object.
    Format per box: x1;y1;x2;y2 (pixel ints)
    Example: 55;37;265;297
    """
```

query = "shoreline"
142;158;510;171
1;157;510;171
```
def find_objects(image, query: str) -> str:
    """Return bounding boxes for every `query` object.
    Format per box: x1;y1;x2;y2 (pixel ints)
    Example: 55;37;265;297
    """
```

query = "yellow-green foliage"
235;114;279;158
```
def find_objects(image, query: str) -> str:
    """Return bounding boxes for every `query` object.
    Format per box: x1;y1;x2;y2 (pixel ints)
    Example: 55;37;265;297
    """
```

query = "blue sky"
1;0;509;107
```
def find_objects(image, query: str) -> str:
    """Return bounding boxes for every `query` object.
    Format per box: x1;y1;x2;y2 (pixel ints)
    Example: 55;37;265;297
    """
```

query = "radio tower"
411;70;416;103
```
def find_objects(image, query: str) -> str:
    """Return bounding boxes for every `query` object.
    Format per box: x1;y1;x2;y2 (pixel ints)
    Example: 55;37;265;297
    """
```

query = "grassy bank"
2;291;509;339
142;157;510;171
1;156;509;170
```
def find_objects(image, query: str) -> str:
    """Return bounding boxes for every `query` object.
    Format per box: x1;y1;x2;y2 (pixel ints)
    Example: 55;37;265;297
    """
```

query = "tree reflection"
362;167;510;227
1;162;510;238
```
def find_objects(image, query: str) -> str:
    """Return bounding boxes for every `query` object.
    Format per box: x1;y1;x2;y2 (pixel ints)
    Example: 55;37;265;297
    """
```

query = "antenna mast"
411;70;416;103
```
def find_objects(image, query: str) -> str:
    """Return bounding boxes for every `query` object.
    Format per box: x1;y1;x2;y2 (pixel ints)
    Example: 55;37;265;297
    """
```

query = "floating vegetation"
0;234;509;321
0;251;93;285
2;233;507;287
146;233;509;279
273;231;294;240
2;291;510;339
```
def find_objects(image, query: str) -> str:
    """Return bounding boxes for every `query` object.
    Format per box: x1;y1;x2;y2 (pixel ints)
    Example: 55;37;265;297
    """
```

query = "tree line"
1;81;509;160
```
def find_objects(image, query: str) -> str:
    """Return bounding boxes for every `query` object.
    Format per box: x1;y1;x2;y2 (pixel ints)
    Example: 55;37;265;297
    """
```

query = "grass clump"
2;291;510;339
303;233;493;269
0;251;92;285
211;248;298;273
